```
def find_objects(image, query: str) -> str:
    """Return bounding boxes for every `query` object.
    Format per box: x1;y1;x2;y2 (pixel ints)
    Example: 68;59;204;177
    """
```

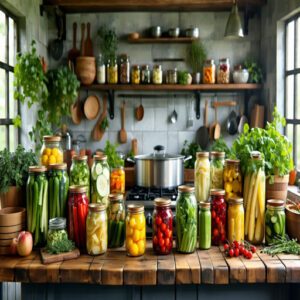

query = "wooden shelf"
128;36;198;44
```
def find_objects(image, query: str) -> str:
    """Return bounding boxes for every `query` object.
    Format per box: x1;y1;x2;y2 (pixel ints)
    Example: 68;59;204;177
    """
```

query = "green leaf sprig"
180;140;201;169
104;141;124;169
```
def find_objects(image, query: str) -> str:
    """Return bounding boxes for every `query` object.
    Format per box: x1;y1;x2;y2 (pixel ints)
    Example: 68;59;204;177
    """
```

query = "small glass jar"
228;197;244;243
26;166;48;246
97;53;106;84
47;217;69;249
126;205;146;257
217;58;230;84
131;65;140;84
107;58;118;84
48;163;69;219
211;189;227;246
152;198;173;255
91;155;110;206
119;55;130;84
152;65;163;84
195;152;210;203
224;159;242;201
198;201;211;250
265;200;285;245
166;69;177;84
70;155;90;200
108;194;126;248
141;65;151;84
86;203;107;255
203;59;216;84
176;185;197;253
210;151;225;189
40;135;63;167
110;166;125;194
68;185;89;249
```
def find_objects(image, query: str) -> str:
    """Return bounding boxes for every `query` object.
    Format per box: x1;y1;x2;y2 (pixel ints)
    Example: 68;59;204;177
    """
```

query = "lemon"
132;229;140;242
137;240;145;255
44;148;51;156
51;148;59;156
41;155;48;166
48;155;56;165
129;243;139;256
129;217;136;229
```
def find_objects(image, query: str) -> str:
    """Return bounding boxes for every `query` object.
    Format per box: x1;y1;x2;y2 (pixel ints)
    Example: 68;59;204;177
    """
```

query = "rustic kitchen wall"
46;11;261;155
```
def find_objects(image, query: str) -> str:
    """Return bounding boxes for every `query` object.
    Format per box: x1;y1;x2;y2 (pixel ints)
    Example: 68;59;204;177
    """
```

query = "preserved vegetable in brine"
195;152;210;202
210;151;225;189
228;197;244;243
198;201;211;249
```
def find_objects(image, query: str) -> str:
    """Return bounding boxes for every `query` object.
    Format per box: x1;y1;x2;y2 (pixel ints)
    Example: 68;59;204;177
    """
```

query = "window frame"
0;4;20;151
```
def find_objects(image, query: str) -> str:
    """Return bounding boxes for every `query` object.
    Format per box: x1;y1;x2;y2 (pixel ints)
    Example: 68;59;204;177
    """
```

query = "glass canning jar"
141;65;150;84
217;58;230;84
131;65;140;84
166;69;177;84
210;151;225;189
195;152;210;202
40;135;63;166
198;201;211;250
119;55;130;84
107;58;118;84
47;217;69;249
152;65;163;84
228;197;244;243
224;159;242;201
203;59;216;84
110;166;125;194
97;53;106;84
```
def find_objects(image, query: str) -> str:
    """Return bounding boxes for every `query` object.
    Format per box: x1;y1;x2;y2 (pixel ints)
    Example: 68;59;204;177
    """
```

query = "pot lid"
134;145;185;160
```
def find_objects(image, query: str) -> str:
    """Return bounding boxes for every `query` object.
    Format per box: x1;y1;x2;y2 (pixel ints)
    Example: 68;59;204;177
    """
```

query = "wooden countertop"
0;243;299;285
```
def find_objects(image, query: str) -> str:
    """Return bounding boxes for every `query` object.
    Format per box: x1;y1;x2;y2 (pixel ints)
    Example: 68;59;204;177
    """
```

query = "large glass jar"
244;152;265;244
265;200;285;245
166;69;177;84
211;189;226;246
152;65;163;84
126;205;146;257
70;155;90;200
217;58;230;84
224;159;242;201
131;65;140;84
68;185;89;249
228;197;244;243
107;58;118;84
141;65;150;84
97;53;106;84
86;203;107;255
47;217;69;251
176;185;197;253
48;163;69;219
210;151;225;189
108;194;125;248
40;135;63;166
26;166;48;246
198;201;211;250
110;166;125;194
119;55;130;84
152;198;173;255
195;152;210;202
203;59;216;84
91;155;110;206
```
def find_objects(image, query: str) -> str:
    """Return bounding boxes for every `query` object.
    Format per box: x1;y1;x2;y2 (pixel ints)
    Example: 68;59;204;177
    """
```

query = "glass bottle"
228;197;244;243
195;152;210;202
166;68;178;84
107;58;118;84
203;59;216;84
198;201;211;250
97;53;106;84
224;159;242;201
217;58;230;84
131;65;140;84
141;65;151;84
40;135;63;166
152;65;163;84
210;151;225;189
119;54;130;84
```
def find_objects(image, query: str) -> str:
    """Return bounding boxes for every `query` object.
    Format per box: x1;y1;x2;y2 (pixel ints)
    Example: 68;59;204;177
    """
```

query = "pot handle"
126;157;136;164
184;155;192;162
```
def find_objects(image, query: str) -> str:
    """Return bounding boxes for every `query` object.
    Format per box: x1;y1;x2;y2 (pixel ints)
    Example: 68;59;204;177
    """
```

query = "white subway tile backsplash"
142;131;168;154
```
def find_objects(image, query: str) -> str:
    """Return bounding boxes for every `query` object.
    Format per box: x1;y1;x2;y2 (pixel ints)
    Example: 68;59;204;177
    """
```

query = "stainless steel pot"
128;145;191;188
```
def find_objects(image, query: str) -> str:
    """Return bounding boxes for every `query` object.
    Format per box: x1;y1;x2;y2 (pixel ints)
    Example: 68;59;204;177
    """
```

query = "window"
0;5;19;151
284;13;300;169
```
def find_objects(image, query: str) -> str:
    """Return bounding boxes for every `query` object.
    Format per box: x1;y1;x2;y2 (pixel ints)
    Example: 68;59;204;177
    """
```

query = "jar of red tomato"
152;198;173;255
211;189;227;246
68;185;89;249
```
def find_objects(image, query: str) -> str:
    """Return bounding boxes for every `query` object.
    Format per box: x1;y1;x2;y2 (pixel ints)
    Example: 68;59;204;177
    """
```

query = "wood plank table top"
0;243;299;285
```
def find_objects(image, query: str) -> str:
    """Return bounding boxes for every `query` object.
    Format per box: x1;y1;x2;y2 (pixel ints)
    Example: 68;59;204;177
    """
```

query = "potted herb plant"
97;26;118;62
0;145;37;208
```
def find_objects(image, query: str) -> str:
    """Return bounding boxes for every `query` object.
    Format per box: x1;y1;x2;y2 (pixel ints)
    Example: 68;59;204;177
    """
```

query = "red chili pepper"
73;205;79;247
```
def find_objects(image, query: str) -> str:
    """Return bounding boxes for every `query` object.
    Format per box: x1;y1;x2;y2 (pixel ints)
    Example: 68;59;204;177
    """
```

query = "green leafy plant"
104;141;124;169
180;140;201;169
178;71;190;85
261;235;300;256
0;145;38;194
244;59;263;83
186;41;207;73
211;138;232;158
97;26;118;62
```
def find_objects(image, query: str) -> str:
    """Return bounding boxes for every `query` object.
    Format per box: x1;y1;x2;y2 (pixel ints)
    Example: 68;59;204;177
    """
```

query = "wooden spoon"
92;95;107;141
135;98;144;121
71;95;82;125
84;22;93;56
214;106;221;140
119;101;127;144
80;23;86;56
68;22;80;63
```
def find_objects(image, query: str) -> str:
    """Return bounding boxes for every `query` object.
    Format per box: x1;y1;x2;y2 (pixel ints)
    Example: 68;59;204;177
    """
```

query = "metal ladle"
169;96;178;124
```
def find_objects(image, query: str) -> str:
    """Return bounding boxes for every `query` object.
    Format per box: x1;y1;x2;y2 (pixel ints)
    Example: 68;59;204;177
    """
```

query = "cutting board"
40;248;80;264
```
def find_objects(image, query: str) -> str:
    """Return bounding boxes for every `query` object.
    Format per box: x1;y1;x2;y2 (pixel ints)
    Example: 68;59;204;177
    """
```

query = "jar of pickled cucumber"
40;136;63;166
210;151;225;189
86;203;107;255
228;197;244;243
195;152;210;202
141;65;150;84
108;194;125;248
91;155;110;206
223;159;242;201
152;65;163;84
126;205;146;257
265;200;285;245
203;59;216;84
131;65;140;84
198;201;211;250
107;58;118;84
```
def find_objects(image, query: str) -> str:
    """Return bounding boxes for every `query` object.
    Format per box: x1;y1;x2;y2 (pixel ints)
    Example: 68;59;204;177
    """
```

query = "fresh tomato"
250;245;256;253
229;249;234;257
224;244;229;251
234;248;240;257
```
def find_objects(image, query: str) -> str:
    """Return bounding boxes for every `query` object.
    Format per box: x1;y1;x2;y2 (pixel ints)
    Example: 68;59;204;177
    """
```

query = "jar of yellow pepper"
228;197;244;243
40;136;63;166
223;159;242;201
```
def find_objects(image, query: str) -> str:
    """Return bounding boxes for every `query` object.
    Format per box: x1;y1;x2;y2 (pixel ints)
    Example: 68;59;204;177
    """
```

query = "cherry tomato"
165;228;170;238
224;244;229;251
165;237;170;248
233;241;239;248
243;250;249;258
239;246;245;255
229;249;234;257
213;229;219;237
153;235;158;245
156;217;162;226
250;246;256;253
159;238;165;248
160;223;167;232
216;217;220;224
212;211;216;219
161;246;166;253
157;229;163;240
234;248;240;257
168;230;172;238
247;252;253;259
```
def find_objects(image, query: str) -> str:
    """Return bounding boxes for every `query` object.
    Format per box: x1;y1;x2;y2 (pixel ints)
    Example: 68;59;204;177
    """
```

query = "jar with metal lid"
152;64;163;84
195;152;210;202
68;185;89;249
131;65;140;84
107;58;118;84
86;203;107;255
217;58;230;84
166;69;177;84
141;65;150;84
108;194;125;248
211;189;226;245
152;198;173;255
91;155;110;206
198;201;211;249
228;197;244;243
210;151;225;189
176;185;197;253
110;165;125;194
265;200;285;245
126;205;146;256
47;217;70;251
203;59;216;84
119;55;130;84
224;159;242;201
70;155;90;200
40;135;63;166
26;166;48;246
97;53;106;84
48;163;69;219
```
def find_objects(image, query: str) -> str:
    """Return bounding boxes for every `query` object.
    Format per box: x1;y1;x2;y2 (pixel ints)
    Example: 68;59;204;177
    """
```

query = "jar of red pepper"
211;189;227;245
152;198;173;255
68;185;89;249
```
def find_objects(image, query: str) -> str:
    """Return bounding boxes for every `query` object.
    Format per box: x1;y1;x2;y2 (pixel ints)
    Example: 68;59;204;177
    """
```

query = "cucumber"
42;179;48;237
49;177;53;219
266;225;272;237
96;174;109;197
271;216;277;224
32;181;39;233
53;176;59;218
274;222;280;235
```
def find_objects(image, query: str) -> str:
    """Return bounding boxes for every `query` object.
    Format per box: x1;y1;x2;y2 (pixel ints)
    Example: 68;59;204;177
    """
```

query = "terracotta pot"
286;204;300;241
75;56;96;85
184;169;194;183
266;175;289;201
0;186;25;209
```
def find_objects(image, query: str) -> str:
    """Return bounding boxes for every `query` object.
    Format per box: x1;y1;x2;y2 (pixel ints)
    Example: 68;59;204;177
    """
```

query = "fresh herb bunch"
104;141;124;169
98;26;118;62
178;71;190;85
261;235;300;256
180;140;201;169
211;138;232;158
0;145;38;194
244;59;263;83
186;41;207;73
